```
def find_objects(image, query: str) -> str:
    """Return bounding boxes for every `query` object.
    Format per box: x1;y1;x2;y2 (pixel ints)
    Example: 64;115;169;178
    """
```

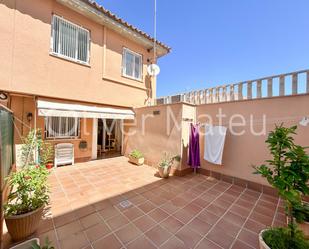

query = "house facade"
0;0;170;163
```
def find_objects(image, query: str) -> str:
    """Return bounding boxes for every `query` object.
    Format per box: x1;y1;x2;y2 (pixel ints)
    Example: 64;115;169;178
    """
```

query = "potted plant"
4;129;50;241
254;125;309;249
128;149;144;166
40;141;54;170
158;153;181;178
11;237;54;249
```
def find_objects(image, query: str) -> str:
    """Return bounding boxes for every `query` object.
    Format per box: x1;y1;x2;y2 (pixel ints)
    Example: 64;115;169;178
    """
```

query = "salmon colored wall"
0;0;155;108
123;103;184;169
196;94;309;185
10;96;93;162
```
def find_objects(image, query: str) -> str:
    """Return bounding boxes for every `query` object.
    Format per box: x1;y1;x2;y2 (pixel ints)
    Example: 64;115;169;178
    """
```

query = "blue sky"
98;0;309;97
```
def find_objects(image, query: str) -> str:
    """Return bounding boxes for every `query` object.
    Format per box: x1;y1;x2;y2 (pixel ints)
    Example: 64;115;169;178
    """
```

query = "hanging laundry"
204;125;227;165
188;123;201;169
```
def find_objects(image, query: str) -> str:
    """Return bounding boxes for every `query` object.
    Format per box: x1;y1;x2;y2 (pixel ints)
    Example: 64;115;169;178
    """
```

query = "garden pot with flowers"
158;153;181;178
254;125;309;249
128;149;144;166
4;129;50;241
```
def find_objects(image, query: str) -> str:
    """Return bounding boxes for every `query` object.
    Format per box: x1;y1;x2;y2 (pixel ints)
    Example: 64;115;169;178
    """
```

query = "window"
51;15;90;64
122;48;142;80
45;117;80;139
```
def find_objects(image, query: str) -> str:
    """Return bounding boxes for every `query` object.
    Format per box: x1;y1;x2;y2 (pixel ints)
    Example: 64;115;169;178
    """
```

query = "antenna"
153;0;157;62
147;0;160;77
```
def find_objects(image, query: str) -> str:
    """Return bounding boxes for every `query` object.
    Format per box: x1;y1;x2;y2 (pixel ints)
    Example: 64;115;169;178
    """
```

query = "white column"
91;118;98;160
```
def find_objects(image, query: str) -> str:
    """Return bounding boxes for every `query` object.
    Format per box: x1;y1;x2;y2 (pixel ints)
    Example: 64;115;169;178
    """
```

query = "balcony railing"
155;69;309;105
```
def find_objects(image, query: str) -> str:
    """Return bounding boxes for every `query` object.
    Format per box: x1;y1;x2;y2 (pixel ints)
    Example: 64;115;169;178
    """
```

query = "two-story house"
0;0;170;163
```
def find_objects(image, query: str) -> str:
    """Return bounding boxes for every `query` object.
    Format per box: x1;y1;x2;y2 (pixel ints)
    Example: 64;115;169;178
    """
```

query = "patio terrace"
4;157;285;249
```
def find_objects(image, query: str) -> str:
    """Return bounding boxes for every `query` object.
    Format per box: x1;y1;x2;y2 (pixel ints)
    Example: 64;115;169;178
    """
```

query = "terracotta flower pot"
10;238;40;249
128;156;144;166
5;206;44;241
158;166;171;178
45;162;53;170
259;230;271;249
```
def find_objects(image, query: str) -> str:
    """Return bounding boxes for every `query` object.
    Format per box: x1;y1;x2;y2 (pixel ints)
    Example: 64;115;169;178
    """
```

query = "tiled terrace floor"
5;157;286;249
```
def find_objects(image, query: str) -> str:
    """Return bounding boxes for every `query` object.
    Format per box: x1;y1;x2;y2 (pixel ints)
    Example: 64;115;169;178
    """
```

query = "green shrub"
293;203;309;223
263;227;309;249
129;149;144;159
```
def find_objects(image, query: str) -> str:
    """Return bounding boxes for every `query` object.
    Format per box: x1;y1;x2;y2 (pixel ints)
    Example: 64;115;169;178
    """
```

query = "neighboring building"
0;0;170;162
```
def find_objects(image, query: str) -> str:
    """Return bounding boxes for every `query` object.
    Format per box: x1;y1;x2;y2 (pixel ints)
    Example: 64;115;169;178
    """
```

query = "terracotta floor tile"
59;231;89;249
249;211;273;226
133;215;157;232
253;205;276;218
195;238;222;249
173;207;196;224
56;221;83;240
93;200;113;211
160;236;187;249
170;197;188;208
231;240;255;249
138;201;156;213
79;213;101;229
145;225;172;246
235;198;255;209
75;204;96;218
187;217;212;236
206;204;227;217
106;214;130;231
216;219;242;237
191;197;210;208
148;208;169;223
238;229;259;248
160;201;180;214
92;234;122;249
4;158;281;249
244;219;267;234
198;210;220;225
213;198;233;209
206;226;235;249
230;204;252;218
160;216;184;234
115;223;142;244
126;235;156;249
223;211;246;227
183;202;203;214
175;225;203;248
123;207;144;221
84;222;110;242
99;206;120;220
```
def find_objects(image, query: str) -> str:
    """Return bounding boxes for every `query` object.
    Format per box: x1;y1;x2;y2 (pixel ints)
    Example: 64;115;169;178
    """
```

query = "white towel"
204;125;227;165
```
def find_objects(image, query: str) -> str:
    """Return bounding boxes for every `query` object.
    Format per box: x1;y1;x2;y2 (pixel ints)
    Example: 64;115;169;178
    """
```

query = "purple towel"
188;123;201;168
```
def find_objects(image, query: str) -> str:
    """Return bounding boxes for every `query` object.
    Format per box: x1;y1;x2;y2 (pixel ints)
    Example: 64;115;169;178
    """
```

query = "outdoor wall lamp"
26;112;33;122
0;92;8;100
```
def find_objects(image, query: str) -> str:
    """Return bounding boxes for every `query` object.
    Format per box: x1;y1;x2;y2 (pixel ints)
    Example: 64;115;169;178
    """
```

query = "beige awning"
37;100;135;119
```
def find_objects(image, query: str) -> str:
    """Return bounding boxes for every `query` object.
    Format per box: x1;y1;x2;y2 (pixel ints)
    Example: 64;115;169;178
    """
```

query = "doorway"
96;119;122;159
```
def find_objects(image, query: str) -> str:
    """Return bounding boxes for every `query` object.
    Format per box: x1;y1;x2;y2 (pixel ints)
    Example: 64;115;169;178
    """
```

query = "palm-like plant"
254;125;309;248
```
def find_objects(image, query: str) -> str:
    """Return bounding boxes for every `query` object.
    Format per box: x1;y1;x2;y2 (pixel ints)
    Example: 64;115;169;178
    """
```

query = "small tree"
254;125;309;247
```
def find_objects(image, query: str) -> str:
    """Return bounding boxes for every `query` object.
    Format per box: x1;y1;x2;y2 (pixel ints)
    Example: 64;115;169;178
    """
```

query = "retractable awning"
37;100;135;120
